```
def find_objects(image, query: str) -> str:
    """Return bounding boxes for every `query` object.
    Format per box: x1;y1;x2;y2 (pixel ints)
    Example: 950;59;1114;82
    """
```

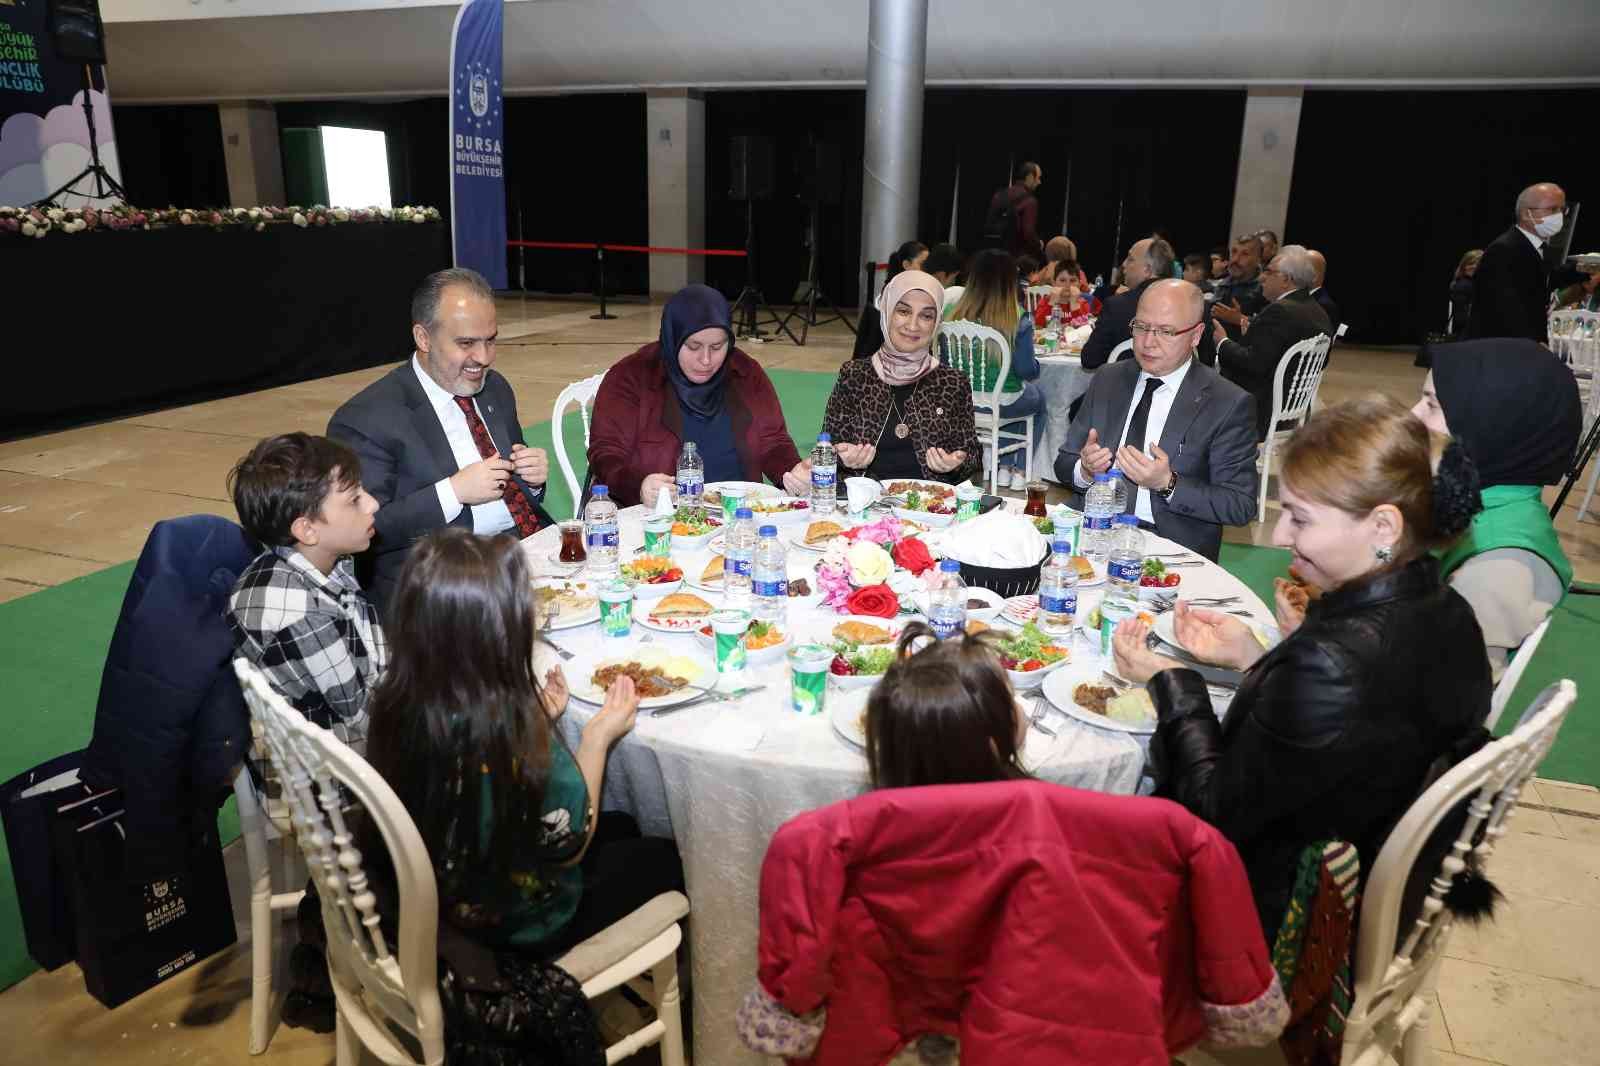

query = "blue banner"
449;0;507;288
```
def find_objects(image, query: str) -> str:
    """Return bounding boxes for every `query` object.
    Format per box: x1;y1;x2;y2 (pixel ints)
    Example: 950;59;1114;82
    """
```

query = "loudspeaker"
729;135;775;202
798;142;843;206
48;0;107;65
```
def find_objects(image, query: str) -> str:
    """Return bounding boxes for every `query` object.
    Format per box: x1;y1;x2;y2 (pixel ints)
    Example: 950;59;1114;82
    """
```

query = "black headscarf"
1429;338;1581;487
658;285;734;420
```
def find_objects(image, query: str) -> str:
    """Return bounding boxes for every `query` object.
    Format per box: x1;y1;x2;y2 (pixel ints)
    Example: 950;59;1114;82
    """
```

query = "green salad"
994;621;1071;672
828;643;897;677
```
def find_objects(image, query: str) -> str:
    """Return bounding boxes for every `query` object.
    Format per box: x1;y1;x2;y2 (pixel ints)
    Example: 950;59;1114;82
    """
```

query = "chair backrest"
939;320;1012;411
1269;333;1333;428
1345;679;1576;1060
1023;285;1052;314
1486;615;1553;731
1335;322;1349;340
234;659;445;1065
1109;338;1133;363
551;372;607;521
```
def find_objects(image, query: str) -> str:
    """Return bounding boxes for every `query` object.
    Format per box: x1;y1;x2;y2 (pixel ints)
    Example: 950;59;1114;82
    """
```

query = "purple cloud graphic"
0;89;116;180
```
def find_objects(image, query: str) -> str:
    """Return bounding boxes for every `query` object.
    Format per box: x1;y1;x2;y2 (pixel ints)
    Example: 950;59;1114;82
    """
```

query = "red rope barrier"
507;240;598;250
506;240;745;257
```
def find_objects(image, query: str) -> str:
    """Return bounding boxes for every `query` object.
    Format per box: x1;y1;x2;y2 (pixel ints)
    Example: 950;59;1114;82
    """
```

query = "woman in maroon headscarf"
821;270;980;485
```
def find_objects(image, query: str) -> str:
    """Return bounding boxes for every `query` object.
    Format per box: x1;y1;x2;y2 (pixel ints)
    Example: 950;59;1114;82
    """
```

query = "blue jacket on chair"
82;516;259;879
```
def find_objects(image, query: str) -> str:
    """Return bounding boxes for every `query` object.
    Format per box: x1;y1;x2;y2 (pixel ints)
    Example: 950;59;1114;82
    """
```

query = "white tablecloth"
1034;353;1093;483
521;506;1269;1066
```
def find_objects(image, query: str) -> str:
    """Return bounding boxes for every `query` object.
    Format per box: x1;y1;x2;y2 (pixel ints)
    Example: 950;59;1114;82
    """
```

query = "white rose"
178;211;194;225
333;208;349;222
46;207;65;221
248;208;261;220
21;221;37;237
411;213;425;223
379;207;392;219
292;212;307;228
846;542;893;586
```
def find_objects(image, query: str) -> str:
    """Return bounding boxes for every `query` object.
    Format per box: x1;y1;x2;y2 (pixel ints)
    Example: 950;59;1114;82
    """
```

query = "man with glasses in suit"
1055;279;1258;561
1213;245;1332;441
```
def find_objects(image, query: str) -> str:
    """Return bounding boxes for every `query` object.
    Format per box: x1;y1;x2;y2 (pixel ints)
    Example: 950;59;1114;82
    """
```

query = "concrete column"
218;101;285;207
1228;86;1303;245
645;89;706;297
859;0;929;307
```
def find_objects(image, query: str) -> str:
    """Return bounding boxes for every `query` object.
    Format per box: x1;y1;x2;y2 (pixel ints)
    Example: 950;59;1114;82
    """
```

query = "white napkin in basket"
933;510;1048;569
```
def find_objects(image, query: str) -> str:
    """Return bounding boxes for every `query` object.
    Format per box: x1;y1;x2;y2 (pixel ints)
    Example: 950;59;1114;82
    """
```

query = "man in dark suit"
1212;245;1332;440
1080;236;1172;369
1056;279;1258;560
1468;182;1566;343
1307;249;1341;342
328;267;553;610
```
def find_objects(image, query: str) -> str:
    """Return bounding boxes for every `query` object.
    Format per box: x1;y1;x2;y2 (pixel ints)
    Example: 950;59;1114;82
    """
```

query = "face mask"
1534;213;1564;240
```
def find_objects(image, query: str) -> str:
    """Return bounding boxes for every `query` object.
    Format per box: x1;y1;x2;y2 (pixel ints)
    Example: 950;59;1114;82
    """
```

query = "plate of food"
828;686;873;749
669;507;722;551
1152;609;1280;656
1042;662;1157;735
693;616;790;662
790;518;849;553
634;590;716;633
817;616;905;690
882;479;958;527
743;495;812;523
685;552;729;593
531;578;600;631
619;555;684;598
703;482;782;510
991;621;1072;689
1138;558;1182;591
1000;594;1039;626
566;646;713;709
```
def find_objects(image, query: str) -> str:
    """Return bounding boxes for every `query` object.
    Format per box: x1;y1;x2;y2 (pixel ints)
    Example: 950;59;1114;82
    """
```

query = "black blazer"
1312;287;1341;343
1216;289;1332;439
328;361;551;611
1468;226;1550;343
1079;277;1156;369
1147;558;1490;937
1053;357;1258;560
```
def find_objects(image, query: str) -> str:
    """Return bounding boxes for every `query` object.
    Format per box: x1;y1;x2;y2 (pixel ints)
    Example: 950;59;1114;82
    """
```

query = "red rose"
845;584;900;619
892;537;936;576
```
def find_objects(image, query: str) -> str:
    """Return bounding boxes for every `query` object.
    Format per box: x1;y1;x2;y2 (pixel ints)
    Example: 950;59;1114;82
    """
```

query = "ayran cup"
643;515;673;558
786;643;833;715
719;485;748;526
709;608;751;684
598;580;634;639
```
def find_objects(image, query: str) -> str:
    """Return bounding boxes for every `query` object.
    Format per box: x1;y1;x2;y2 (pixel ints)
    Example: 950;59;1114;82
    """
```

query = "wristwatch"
1156;472;1178;501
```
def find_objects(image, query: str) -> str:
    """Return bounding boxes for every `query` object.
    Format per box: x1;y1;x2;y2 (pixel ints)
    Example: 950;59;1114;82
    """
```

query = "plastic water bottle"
1109;465;1129;513
751;525;789;625
583;484;620;578
724;507;757;610
1082;473;1119;563
810;433;838;516
1107;514;1144;598
1093;273;1104;289
928;559;967;640
1045;304;1063;351
675;441;704;510
1038;538;1080;636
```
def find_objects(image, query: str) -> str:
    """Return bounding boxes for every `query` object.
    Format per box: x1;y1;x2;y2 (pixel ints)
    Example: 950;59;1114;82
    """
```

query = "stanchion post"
859;260;878;332
590;245;617;321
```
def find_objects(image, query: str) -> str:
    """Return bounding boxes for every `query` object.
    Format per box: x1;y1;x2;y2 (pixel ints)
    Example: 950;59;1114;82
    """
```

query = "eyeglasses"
1130;319;1201;340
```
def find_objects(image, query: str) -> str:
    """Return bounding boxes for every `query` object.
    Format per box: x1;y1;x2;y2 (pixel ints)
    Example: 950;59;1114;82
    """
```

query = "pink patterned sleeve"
1200;972;1291;1048
736;983;826;1059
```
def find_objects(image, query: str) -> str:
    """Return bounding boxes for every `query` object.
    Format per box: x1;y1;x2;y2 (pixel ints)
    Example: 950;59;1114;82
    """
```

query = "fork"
1028;698;1057;737
538;608;576;660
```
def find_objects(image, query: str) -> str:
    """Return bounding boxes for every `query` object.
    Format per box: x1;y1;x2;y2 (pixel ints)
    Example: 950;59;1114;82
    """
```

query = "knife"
1146;634;1245;688
652;684;769;716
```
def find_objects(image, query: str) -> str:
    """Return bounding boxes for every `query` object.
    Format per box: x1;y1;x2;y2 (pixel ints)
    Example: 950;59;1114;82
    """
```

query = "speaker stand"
34;65;126;208
732;198;796;344
779;199;855;346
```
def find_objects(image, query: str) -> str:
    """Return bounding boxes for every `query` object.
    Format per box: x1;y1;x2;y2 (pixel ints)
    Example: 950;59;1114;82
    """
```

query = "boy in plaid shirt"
227;433;388;748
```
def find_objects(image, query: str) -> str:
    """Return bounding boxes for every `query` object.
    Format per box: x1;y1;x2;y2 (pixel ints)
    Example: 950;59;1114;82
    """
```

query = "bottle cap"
1094;472;1114;482
940;559;960;573
817;432;831;444
682;442;697;454
592;484;608;497
759;525;778;537
736;507;753;519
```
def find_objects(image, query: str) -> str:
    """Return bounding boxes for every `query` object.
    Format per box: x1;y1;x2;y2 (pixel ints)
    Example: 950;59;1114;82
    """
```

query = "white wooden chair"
233;659;690;1066
1340;679;1577;1066
552;372;607;521
232;761;307;1055
1023;285;1052;315
1486;615;1552;732
940;320;1031;493
1550;312;1600;521
1109;337;1133;363
1257;334;1334;522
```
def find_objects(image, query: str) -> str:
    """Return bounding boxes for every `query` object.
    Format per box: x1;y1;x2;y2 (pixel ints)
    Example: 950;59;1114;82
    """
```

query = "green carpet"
0;367;1594;994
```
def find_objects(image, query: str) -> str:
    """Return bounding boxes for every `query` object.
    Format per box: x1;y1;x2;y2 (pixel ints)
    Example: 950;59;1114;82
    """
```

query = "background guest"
588;285;808;508
1182;253;1215;295
1210;246;1230;282
1254;229;1281;264
364;529;683;964
923;242;965;288
823;270;979;485
1468;181;1566;342
1306;248;1341;341
1032;260;1100;329
1080;236;1173;369
1410;339;1579;679
1555;265;1600;312
1210;234;1268;340
854;240;931;358
948;249;1042;489
1115;396;1489;938
984;160;1043;260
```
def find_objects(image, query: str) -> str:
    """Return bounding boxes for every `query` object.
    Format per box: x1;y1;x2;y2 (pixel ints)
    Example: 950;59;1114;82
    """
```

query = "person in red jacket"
1032;259;1102;329
587;285;811;508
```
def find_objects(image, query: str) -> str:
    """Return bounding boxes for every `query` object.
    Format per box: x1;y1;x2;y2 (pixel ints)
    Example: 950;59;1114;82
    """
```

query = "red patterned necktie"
453;395;542;537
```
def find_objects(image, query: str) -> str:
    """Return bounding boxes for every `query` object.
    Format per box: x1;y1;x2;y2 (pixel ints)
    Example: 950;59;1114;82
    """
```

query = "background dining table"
1034;350;1095;482
522;503;1270;1066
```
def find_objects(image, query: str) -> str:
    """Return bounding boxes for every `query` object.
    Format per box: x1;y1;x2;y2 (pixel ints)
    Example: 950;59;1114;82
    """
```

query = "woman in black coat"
1112;396;1491;939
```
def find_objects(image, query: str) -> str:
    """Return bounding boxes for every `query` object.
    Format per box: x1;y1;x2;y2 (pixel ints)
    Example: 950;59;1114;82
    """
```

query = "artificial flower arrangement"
814;515;941;619
0;203;441;239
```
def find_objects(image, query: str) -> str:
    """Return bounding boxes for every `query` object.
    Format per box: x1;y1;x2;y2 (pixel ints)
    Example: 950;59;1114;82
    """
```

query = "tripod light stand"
34;66;126;207
779;197;855;346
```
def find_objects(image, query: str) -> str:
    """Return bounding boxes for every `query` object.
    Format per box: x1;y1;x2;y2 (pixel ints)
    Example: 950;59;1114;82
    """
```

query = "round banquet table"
520;505;1270;1066
1034;352;1094;482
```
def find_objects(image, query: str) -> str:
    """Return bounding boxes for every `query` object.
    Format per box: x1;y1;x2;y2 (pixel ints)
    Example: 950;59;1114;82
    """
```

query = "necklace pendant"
894;422;911;439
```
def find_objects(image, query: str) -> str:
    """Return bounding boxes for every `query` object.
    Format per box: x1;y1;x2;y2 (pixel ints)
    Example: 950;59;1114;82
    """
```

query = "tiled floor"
1;295;1597;1064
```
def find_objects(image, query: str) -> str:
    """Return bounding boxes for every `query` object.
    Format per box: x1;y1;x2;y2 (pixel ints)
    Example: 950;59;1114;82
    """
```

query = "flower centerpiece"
814;515;942;618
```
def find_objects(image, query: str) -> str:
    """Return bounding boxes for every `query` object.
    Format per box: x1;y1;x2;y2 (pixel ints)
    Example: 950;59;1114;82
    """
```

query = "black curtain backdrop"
1287;88;1594;346
110;104;229;207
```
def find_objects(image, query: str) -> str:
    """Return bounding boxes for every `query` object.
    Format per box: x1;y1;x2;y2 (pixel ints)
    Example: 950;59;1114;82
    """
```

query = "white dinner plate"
737;495;814;525
632;595;716;634
530;578;601;631
704;482;782;509
829;687;872;748
808;614;906;690
692;618;793;663
1153;610;1281;656
879;478;959;528
566;646;715;709
1042;659;1157;735
788;525;848;553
